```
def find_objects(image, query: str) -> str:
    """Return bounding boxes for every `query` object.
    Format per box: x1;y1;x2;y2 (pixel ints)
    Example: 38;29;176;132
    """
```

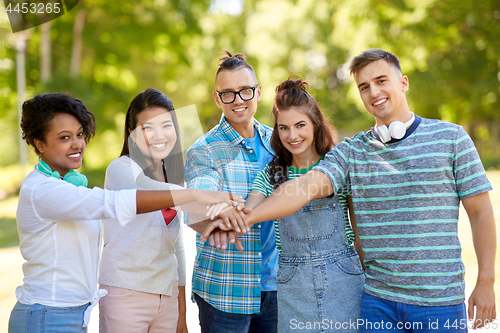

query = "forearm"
464;193;497;327
246;170;333;226
187;214;212;232
470;210;496;284
180;201;212;216
136;189;194;214
178;286;186;315
463;192;497;284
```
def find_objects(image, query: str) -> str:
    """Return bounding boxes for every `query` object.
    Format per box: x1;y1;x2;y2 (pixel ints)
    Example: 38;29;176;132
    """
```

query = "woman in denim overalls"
245;78;365;332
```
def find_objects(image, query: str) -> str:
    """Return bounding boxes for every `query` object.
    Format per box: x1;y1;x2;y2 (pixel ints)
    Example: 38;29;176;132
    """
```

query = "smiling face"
131;107;177;162
34;112;86;177
213;67;261;138
354;59;411;126
277;106;320;167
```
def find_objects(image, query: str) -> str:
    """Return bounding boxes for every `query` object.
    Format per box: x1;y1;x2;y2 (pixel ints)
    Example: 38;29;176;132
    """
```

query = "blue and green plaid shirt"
185;116;278;314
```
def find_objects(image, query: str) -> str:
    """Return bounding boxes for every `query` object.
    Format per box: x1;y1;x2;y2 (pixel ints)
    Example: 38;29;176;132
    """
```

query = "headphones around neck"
36;158;88;187
375;112;415;143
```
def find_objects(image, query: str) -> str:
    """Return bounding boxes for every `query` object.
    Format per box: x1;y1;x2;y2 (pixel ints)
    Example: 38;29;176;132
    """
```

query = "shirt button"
258;252;262;256
258;224;261;228
257;278;261;282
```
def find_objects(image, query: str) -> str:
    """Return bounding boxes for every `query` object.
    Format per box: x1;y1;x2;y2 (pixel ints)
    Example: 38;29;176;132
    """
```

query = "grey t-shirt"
314;117;491;306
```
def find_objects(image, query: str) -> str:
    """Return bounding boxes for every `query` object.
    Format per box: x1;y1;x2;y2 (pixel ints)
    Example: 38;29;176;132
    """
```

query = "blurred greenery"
0;0;499;193
0;218;18;249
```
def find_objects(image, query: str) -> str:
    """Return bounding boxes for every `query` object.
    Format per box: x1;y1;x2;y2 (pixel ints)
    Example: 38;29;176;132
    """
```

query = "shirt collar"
219;115;271;148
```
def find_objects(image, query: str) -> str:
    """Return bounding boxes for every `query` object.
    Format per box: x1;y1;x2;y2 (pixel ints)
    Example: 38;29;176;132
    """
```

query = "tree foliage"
0;0;499;175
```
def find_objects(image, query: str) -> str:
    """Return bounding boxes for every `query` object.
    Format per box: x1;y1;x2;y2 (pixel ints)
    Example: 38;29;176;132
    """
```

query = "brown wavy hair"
268;78;335;186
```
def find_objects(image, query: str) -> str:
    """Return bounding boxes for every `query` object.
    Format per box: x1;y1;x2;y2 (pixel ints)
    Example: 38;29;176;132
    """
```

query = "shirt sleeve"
30;178;137;226
335;183;351;213
251;165;273;197
313;141;350;195
184;142;221;192
453;126;492;199
105;157;183;191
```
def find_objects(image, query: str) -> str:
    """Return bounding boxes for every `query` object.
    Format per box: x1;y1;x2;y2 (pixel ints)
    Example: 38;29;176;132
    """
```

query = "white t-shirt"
15;169;137;307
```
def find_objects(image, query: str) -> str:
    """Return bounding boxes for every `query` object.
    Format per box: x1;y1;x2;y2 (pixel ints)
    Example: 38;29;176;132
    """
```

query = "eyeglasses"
216;85;258;104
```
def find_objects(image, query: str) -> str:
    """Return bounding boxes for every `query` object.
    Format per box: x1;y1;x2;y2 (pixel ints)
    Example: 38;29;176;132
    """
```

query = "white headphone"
375;112;415;143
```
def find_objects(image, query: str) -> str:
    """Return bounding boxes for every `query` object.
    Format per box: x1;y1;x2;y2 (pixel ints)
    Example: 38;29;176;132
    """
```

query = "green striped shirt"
251;160;355;253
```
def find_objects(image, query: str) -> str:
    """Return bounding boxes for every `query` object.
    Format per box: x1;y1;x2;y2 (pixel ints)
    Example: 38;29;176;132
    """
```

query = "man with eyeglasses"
185;51;278;333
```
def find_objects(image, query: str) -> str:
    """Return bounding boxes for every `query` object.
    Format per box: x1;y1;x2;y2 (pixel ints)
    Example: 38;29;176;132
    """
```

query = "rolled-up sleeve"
30;178;137;226
185;141;221;192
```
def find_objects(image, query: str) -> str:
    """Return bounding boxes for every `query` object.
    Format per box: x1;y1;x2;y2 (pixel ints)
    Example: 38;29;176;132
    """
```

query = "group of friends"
7;48;497;333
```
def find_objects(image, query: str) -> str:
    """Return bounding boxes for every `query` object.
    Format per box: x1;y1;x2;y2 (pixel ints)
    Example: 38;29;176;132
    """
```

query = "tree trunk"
70;10;86;77
40;21;51;82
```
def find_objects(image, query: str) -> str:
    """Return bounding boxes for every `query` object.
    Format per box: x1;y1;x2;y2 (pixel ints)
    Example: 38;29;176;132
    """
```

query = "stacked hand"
193;190;245;208
202;204;253;251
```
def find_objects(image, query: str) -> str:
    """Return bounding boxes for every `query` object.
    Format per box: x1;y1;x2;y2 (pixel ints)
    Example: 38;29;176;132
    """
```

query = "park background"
0;0;499;331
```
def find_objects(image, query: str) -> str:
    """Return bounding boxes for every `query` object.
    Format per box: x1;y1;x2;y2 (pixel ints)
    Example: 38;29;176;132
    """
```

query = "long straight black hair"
120;89;184;185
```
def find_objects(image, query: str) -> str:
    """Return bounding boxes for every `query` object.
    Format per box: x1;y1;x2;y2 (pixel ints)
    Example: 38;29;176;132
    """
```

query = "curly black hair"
21;93;96;155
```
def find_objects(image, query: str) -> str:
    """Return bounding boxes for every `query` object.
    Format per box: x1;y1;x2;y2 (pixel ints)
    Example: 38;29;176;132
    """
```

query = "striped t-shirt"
314;117;491;306
251;161;355;253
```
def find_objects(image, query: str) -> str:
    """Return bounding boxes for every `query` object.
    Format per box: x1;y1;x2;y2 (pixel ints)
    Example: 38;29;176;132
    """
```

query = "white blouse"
15;169;137;311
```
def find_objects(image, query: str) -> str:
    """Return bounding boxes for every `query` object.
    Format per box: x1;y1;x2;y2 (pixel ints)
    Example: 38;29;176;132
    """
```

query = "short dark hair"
21;93;96;155
349;49;402;77
215;50;256;80
120;88;184;185
268;77;335;186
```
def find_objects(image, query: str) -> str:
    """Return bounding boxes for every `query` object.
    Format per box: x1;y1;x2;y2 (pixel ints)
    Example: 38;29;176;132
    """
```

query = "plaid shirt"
185;116;275;314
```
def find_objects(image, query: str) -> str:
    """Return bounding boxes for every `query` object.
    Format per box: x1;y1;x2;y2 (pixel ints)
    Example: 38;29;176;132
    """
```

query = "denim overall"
276;195;365;332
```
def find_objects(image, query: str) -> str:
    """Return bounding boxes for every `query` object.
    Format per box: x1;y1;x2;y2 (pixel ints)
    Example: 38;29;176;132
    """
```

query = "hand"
209;229;244;251
200;218;227;242
192;189;245;207
241;207;253;230
176;315;188;333
468;281;496;329
206;201;245;220
215;206;248;234
201;207;252;241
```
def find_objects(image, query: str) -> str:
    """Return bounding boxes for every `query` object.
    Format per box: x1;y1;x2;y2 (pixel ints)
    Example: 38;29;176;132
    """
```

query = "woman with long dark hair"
99;89;189;333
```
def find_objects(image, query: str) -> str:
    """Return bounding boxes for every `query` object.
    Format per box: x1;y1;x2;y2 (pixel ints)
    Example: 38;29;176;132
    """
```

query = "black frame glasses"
216;85;259;104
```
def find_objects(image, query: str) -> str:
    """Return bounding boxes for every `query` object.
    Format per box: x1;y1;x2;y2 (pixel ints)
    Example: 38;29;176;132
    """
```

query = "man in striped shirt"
243;49;496;332
185;51;278;333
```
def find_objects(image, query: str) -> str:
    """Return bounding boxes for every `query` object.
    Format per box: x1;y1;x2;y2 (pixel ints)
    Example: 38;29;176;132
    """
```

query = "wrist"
476;274;495;287
245;210;257;227
187;189;197;201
